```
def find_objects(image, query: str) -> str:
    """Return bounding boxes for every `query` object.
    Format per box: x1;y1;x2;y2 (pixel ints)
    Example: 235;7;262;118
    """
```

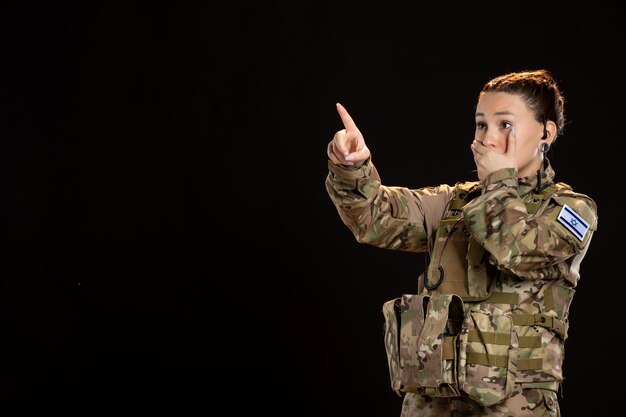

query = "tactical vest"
382;181;573;406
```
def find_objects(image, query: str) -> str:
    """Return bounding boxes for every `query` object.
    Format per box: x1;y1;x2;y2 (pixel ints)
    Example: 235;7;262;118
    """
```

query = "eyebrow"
475;111;515;117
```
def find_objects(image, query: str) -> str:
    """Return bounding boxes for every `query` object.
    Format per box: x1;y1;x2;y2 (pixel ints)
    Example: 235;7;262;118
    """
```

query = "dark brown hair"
479;69;566;137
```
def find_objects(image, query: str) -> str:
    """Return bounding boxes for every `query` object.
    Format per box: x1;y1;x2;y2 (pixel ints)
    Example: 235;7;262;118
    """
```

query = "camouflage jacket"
325;157;598;399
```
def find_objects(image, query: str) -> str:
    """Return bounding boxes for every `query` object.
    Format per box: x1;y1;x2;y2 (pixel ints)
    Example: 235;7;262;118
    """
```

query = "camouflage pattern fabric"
413;294;463;397
400;385;560;417
457;305;517;406
326;157;598;415
383;297;403;395
461;167;596;286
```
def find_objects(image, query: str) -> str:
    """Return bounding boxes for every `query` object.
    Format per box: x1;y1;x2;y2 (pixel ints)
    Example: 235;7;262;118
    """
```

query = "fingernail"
345;154;354;161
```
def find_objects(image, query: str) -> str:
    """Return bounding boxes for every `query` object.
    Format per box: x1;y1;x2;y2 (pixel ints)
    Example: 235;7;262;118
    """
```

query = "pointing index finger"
336;102;358;131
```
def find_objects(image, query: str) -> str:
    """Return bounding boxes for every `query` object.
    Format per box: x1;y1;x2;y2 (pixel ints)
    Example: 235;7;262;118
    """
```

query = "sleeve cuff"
327;157;373;180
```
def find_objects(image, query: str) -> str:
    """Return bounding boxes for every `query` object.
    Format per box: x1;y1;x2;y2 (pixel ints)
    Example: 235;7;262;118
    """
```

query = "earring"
540;142;550;153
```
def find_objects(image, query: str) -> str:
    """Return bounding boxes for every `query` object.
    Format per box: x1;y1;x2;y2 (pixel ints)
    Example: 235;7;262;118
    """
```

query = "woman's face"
475;92;553;178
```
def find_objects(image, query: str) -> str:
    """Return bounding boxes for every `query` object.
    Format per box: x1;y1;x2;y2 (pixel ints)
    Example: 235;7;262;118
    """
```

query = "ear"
544;120;558;145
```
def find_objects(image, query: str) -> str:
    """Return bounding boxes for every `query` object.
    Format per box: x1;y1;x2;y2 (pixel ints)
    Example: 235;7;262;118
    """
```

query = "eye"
501;121;513;129
476;122;486;130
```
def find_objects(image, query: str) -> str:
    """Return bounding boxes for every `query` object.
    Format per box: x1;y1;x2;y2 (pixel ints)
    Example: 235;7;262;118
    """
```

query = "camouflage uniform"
325;158;598;417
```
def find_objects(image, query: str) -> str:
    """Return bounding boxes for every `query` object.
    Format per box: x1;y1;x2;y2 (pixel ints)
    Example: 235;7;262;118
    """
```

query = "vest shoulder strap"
525;182;571;214
448;181;480;211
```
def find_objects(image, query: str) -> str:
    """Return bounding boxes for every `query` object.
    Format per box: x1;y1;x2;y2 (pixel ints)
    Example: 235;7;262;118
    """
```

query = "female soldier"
325;69;598;417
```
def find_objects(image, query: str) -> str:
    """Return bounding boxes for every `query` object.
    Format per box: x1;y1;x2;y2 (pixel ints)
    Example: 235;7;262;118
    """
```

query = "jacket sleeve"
462;168;598;283
325;158;453;253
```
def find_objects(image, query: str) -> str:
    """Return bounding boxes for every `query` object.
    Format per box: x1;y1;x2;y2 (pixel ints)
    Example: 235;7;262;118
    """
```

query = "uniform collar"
517;158;555;197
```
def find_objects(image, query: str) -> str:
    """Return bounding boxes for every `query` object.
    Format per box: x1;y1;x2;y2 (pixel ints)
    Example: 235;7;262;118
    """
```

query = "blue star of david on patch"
557;204;589;241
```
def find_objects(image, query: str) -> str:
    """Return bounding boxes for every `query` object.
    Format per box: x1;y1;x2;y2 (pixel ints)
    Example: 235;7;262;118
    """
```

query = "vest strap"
466;352;508;367
466;353;543;370
478;292;568;339
483;291;519;304
448;198;466;211
512;313;568;339
467;330;510;345
442;336;456;360
524;202;541;213
518;335;542;348
518;358;543;370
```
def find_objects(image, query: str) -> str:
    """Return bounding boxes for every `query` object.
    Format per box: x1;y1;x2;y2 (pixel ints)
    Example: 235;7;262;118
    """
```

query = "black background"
1;1;622;415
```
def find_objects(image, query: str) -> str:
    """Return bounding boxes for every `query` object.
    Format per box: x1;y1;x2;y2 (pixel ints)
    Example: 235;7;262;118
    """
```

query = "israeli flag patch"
557;204;589;241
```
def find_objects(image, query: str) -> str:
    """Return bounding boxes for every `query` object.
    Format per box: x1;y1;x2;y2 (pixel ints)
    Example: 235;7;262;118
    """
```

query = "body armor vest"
382;181;572;405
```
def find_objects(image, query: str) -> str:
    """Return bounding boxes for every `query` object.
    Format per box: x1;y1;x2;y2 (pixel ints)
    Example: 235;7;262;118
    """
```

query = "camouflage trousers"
400;386;560;417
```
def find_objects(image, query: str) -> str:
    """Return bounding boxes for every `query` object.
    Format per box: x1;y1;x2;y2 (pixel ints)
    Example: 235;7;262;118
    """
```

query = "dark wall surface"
1;1;622;415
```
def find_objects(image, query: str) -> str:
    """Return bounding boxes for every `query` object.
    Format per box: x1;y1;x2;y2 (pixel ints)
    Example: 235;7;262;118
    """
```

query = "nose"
482;132;499;148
